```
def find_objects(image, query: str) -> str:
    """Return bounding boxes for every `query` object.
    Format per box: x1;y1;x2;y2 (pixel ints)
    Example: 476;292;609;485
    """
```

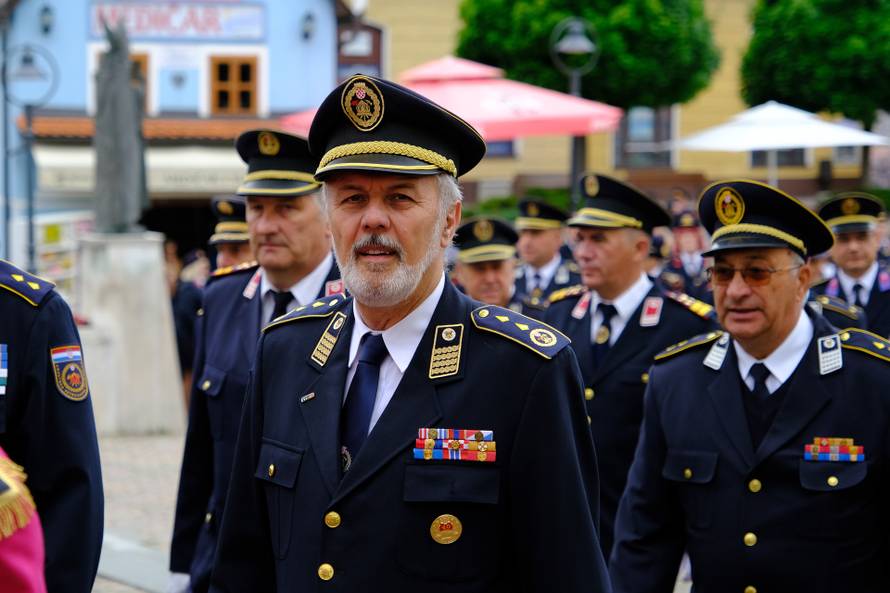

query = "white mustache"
351;234;405;261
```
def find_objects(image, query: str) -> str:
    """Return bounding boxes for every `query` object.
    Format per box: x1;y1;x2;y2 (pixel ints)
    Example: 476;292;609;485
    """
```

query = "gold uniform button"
204;512;213;524
827;475;839;487
267;464;276;478
585;388;594;400
201;380;211;390
683;468;693;480
743;532;757;547
748;479;762;493
324;511;341;528
317;563;334;581
745;587;757;593
587;415;592;425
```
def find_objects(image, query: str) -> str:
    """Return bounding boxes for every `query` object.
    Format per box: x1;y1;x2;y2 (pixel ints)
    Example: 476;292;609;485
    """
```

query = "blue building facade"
0;0;346;286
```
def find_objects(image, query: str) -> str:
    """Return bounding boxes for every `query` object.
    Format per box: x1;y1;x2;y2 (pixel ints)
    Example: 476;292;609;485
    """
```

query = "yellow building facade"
356;0;862;197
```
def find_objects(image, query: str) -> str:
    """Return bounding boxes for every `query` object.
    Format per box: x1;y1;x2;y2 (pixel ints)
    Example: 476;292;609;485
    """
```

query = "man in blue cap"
210;75;609;592
812;192;890;337
611;180;890;593
169;129;342;593
208;195;252;269
545;173;717;560
660;209;712;302
514;199;580;306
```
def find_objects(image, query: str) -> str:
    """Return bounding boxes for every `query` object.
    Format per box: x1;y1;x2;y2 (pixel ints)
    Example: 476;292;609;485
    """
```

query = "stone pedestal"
77;232;185;435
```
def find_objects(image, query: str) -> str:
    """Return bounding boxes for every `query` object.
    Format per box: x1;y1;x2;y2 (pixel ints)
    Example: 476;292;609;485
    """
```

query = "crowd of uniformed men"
3;73;890;593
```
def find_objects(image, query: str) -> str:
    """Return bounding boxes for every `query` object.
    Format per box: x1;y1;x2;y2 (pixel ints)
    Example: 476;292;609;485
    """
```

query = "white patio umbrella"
675;101;890;186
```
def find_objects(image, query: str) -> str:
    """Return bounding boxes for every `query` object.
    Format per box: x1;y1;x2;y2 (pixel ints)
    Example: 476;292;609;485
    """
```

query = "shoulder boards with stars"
812;294;863;320
0;259;54;307
654;330;725;363
209;260;258;280
262;294;348;333
838;328;890;363
665;291;716;320
0;454;37;540
548;284;585;304
471;305;570;359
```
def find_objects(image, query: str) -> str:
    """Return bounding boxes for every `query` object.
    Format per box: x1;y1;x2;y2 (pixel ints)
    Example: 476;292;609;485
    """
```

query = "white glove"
167;572;191;593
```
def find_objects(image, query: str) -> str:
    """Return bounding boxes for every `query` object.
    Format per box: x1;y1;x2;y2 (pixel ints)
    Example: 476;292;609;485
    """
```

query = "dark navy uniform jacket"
209;281;610;593
812;269;890;337
544;282;717;559
611;309;890;593
170;259;341;593
807;293;867;331
514;256;580;305
0;260;103;593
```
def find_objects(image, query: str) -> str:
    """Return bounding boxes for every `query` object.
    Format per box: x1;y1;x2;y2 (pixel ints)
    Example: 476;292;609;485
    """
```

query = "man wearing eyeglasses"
812;192;890;338
544;174;717;561
611;180;890;593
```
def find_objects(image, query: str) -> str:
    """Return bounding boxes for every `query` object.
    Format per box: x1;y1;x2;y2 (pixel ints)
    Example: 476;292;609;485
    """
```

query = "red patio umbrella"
279;56;622;141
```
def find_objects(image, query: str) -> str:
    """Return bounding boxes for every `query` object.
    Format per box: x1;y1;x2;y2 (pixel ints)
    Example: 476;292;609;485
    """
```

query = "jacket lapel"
299;310;354;496
331;283;468;505
706;346;756;469
591;288;660;382
238;273;264;364
563;297;594;382
865;278;890;328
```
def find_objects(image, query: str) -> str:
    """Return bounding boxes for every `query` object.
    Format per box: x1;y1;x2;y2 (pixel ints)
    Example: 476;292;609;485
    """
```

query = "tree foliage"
456;0;720;109
742;0;890;129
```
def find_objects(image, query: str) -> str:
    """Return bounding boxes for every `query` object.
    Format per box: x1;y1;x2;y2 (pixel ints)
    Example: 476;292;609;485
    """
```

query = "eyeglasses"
706;265;802;287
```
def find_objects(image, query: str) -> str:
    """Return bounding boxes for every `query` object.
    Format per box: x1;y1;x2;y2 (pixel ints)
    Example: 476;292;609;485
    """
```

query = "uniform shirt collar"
349;273;445;373
733;310;813;392
591;273;653;320
260;251;334;306
525;252;562;285
837;261;878;300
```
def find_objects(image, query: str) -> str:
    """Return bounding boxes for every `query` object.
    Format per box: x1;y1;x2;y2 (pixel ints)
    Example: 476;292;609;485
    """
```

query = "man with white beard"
209;75;611;593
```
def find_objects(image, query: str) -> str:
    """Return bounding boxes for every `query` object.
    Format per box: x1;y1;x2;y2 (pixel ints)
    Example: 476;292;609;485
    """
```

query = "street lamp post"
549;17;599;211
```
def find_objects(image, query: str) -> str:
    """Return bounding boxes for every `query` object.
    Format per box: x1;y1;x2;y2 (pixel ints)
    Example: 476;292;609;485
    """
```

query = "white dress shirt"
259;252;334;327
837;261;878;306
344;274;445;434
734;311;813;394
524;253;562;293
589;273;653;346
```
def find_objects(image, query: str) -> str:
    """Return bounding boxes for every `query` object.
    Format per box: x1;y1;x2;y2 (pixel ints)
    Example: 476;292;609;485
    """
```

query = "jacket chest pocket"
397;464;500;582
255;441;304;559
199;364;246;441
797;460;870;538
663;449;718;530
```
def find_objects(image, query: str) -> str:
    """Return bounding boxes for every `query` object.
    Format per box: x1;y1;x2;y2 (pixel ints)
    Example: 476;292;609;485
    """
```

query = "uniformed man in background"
452;216;545;318
545;173;717;560
812;192;890;337
0;260;103;593
660;209;711;301
514;199;579;306
208;195;253;269
169;130;341;593
210;75;610;592
611;180;890;593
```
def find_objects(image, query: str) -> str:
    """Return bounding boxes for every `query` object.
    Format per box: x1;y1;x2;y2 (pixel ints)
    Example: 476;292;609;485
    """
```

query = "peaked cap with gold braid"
699;180;834;258
568;174;670;234
817;192;885;235
235;129;321;197
209;195;248;245
454;217;518;264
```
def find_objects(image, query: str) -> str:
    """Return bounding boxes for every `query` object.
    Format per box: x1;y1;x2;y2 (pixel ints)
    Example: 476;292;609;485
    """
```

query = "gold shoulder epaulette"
0;259;54;307
210;260;258;278
471;305;570;359
665;291;716;320
263;294;348;333
0;455;37;540
548;284;585;304
838;328;890;363
813;294;862;320
654;330;724;362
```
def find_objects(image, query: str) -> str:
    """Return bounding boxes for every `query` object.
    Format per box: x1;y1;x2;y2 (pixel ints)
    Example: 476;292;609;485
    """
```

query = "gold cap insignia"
217;201;234;216
715;187;745;226
473;219;494;242
341;77;384;132
527;202;540;217
584;175;599;197
257;131;280;156
841;197;860;215
430;514;462;545
680;213;694;227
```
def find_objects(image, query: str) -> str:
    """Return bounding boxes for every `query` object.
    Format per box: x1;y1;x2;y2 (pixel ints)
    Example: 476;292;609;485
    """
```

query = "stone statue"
93;20;148;232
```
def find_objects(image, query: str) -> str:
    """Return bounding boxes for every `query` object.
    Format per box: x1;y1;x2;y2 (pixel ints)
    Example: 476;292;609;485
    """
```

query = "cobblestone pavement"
93;433;184;593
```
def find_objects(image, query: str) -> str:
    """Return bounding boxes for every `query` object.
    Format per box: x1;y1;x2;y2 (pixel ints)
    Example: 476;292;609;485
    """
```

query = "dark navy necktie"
268;290;294;324
341;333;389;469
851;283;864;308
592;303;617;370
749;363;771;402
